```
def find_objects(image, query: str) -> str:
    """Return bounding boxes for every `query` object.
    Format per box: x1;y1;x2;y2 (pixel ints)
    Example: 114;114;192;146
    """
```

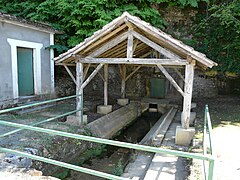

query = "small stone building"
0;13;59;107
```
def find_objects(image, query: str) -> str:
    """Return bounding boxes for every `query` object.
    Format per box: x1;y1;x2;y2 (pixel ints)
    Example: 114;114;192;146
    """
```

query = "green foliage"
184;0;240;73
111;160;124;176
0;0;207;52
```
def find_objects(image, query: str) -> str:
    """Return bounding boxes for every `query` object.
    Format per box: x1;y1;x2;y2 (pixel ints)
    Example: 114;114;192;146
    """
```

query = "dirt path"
213;125;240;180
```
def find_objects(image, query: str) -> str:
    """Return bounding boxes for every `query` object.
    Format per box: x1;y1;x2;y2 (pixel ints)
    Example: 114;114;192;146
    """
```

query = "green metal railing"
0;99;215;180
203;105;215;180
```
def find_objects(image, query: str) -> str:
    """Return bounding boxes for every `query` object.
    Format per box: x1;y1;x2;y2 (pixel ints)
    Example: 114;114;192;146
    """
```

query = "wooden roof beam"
78;57;187;65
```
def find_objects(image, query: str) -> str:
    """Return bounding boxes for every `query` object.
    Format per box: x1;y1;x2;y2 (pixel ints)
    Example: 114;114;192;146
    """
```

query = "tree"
0;0;208;52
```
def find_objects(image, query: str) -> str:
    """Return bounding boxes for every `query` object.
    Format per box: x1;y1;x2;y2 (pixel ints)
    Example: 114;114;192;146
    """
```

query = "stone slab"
117;98;129;106
175;126;195;146
144;123;188;180
97;105;113;114
88;102;139;138
66;115;88;126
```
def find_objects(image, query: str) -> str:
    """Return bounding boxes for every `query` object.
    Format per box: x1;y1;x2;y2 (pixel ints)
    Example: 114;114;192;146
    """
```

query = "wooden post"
104;64;108;106
182;57;195;129
121;65;126;98
76;62;83;121
120;29;133;99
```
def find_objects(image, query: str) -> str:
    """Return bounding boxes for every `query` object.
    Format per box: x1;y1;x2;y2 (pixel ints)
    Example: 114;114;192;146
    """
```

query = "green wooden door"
150;78;165;98
17;47;34;96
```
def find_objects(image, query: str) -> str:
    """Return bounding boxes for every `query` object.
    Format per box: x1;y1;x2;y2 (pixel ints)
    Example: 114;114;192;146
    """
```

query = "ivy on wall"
1;0;239;74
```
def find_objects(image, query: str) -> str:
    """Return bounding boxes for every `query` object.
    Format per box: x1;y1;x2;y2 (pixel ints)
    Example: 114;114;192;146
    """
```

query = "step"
122;108;177;179
143;122;188;180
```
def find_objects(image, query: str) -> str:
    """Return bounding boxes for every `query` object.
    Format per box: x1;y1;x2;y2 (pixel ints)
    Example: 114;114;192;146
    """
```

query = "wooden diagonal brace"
63;64;76;85
156;64;184;97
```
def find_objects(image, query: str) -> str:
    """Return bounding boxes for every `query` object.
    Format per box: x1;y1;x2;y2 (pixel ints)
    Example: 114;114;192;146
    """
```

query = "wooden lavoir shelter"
54;12;217;144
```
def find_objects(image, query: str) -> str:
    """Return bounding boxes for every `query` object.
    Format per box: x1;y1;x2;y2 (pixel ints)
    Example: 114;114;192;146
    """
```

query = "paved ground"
213;125;240;180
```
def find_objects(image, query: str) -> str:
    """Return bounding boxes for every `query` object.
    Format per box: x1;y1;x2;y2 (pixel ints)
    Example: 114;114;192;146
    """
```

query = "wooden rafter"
89;32;128;57
83;24;128;54
156;64;184;97
132;31;181;60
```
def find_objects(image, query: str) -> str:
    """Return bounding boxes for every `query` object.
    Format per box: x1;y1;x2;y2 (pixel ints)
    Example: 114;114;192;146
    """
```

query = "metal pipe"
0;109;81;138
208;159;215;180
0;147;128;180
0;120;213;161
0;94;81;114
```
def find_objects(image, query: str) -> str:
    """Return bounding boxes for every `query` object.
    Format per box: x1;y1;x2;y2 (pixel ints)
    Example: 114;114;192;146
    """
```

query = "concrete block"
175;126;195;146
191;102;197;109
66;115;88;126
117;98;129;106
97;105;112;114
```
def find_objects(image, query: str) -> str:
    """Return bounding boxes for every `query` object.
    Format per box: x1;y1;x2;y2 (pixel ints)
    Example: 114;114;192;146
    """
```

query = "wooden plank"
79;57;187;65
125;65;141;81
174;67;185;83
83;64;91;81
89;32;128;57
156;64;184;97
64;64;76;85
99;40;127;57
181;57;195;128
140;50;154;58
82;24;127;54
76;62;83;118
104;64;108;105
81;63;104;89
132;31;181;60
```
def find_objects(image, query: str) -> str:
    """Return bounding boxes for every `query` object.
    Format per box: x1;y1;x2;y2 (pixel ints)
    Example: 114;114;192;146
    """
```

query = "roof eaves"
0;12;62;34
54;12;129;63
125;13;218;68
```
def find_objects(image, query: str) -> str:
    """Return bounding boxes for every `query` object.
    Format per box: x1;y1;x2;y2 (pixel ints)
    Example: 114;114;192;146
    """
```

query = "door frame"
7;38;43;99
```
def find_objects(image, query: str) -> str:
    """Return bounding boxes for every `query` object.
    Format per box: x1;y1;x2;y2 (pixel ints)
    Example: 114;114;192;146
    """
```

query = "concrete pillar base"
175;126;195;146
97;105;113;114
117;98;129;106
191;102;197;109
181;112;196;125
66;115;88;126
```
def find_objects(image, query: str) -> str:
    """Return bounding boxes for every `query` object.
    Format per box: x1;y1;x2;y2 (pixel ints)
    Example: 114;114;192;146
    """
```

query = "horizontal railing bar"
0;94;81;114
0;147;128;180
0;109;81;138
0;120;214;161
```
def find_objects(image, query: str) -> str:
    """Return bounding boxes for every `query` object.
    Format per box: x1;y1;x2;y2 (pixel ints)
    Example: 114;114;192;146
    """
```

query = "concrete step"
122;108;177;179
141;108;177;145
143;122;188;180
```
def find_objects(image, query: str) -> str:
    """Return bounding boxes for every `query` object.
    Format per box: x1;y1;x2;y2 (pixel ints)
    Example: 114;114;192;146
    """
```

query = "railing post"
208;159;215;180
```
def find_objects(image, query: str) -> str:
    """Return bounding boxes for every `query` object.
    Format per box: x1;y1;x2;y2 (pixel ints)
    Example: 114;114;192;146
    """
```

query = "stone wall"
193;71;218;98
